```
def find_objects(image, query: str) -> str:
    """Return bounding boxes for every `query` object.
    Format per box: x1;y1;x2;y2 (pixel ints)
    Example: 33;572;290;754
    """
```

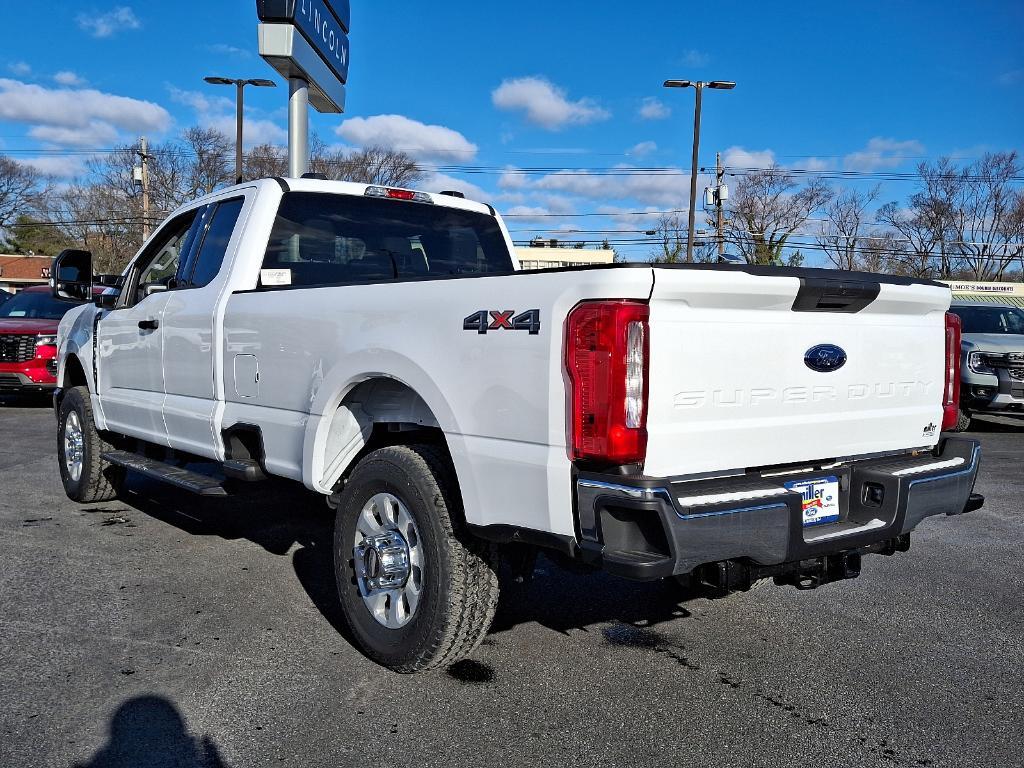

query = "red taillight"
386;188;415;200
942;311;962;432
565;300;650;464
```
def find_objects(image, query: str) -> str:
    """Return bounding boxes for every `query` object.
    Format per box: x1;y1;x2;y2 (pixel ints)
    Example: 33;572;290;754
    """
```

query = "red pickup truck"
0;285;86;394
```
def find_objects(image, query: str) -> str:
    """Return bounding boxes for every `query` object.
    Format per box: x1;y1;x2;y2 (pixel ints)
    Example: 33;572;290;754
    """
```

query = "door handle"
138;319;159;331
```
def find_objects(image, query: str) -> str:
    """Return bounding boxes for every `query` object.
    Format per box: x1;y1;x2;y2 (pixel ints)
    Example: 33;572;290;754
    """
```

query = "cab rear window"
260;192;513;288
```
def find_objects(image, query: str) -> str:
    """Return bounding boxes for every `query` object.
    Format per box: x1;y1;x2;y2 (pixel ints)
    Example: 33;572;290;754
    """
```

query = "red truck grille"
0;335;36;363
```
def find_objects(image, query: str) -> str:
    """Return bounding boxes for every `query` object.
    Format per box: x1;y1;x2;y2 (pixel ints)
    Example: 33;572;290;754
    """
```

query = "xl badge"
804;344;847;373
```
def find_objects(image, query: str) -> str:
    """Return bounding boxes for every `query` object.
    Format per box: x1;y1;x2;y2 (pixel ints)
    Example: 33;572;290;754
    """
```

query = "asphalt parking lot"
1;398;1022;768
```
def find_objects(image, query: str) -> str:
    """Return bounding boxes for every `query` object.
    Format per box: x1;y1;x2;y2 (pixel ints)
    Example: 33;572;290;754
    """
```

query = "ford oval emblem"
805;344;847;373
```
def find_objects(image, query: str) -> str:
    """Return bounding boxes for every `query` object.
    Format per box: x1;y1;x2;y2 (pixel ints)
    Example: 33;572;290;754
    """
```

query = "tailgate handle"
792;279;879;313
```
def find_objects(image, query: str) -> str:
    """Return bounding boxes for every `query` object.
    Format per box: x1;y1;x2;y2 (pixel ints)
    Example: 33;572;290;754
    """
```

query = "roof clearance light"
364;186;434;204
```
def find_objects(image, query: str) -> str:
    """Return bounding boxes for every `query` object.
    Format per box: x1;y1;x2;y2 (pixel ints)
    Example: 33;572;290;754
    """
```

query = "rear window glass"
951;306;1024;335
260;192;513;288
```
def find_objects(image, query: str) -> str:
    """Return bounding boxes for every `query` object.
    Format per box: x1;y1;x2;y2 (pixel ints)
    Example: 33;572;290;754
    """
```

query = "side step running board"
101;450;228;497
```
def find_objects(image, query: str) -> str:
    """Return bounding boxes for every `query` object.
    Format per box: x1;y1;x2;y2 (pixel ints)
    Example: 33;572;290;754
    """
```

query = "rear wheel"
332;444;499;673
953;407;973;433
57;386;125;502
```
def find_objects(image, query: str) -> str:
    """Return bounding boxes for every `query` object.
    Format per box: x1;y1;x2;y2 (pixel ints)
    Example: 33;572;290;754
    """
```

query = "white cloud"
843;137;924;171
638;97;671;120
206;115;286;147
168;86;285;146
77;6;141;38
802;157;834;172
498;166;529;190
534;165;692;207
628;141;657;158
207;43;252;59
421;172;489;203
681;49;710;67
722;146;776;169
998;69;1023;87
335;114;478;161
538;194;576;215
7;61;31;77
0;79;171;145
21;155;89;178
502;205;555;221
53;71;86;87
29;121;120;147
492;77;610;130
168;86;233;115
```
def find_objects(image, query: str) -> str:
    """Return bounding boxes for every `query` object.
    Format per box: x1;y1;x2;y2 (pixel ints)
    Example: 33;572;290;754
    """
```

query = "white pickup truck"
50;176;984;672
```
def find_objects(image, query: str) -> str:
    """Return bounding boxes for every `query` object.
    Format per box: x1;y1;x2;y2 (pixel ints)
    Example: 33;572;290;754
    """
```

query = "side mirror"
718;252;747;265
143;283;168;297
51;249;94;302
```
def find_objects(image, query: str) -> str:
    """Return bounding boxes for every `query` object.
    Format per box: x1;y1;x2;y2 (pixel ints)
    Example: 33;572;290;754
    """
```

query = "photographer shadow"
73;696;229;768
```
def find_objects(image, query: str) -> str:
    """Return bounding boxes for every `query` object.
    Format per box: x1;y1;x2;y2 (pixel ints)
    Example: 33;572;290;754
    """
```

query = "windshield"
261;192;514;288
951;305;1024;335
0;291;80;320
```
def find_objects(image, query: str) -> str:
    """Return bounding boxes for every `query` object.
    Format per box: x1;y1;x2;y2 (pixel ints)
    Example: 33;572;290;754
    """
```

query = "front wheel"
57;386;125;502
332;444;499;673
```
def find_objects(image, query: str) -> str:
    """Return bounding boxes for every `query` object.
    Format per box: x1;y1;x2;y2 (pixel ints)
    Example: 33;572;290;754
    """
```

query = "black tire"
333;444;499;673
953;407;973;433
57;386;125;503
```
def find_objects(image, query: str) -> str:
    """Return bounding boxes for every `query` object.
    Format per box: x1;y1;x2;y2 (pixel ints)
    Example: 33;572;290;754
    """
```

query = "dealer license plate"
785;476;840;527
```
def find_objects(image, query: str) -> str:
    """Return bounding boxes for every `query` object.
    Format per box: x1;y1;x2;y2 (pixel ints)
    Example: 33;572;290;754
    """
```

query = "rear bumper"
575;437;983;581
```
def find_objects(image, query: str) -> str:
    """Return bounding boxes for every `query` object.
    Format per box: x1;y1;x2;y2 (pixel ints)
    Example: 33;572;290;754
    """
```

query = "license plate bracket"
785;476;841;527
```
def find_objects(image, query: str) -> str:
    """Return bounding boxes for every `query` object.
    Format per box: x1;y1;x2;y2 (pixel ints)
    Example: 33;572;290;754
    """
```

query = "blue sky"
1;0;1022;263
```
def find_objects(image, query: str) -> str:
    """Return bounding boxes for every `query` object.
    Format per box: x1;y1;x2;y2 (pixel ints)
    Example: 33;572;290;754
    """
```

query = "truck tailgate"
644;267;951;478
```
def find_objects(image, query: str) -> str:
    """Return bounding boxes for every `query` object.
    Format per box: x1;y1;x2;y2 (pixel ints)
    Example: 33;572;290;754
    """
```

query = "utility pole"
137;137;151;241
716;152;725;258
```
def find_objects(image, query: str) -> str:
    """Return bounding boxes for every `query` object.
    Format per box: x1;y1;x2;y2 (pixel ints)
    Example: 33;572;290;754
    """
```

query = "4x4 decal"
464;309;541;335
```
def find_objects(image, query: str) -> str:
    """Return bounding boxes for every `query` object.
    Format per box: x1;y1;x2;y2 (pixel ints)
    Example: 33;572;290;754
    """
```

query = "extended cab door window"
120;209;201;308
180;198;245;289
259;192;514;288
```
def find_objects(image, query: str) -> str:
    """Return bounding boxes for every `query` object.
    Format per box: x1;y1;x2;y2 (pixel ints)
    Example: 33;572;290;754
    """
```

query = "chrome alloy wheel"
63;410;84;483
353;492;424;629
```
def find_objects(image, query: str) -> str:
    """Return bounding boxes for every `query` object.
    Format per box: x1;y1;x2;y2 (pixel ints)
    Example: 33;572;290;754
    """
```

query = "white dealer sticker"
785;476;841;527
260;268;292;286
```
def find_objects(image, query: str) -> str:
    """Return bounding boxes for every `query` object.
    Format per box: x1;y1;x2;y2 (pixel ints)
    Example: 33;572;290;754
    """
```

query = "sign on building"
256;0;349;113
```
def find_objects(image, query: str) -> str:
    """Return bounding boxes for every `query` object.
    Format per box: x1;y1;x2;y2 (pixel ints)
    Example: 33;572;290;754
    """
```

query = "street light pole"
203;77;277;184
664;79;735;262
234;81;244;186
687;82;703;264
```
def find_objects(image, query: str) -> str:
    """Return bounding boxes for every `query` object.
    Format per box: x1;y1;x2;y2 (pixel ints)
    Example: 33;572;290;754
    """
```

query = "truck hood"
961;333;1024;354
0;317;57;335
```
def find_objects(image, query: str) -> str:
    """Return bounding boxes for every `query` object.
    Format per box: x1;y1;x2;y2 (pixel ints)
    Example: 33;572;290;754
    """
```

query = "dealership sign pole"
256;0;350;176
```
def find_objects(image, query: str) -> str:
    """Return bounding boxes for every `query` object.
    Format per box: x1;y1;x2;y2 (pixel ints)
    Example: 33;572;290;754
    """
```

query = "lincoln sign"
256;0;350;112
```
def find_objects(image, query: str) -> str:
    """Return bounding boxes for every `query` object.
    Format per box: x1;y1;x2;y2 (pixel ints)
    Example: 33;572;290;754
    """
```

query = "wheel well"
63;354;88;389
319;377;450;493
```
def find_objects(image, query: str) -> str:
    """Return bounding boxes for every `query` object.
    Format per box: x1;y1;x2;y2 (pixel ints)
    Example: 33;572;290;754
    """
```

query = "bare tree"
0;155;42;235
328;145;423;187
817;185;881;270
946;151;1024;280
724;166;832;265
649;213;686;263
244;143;288;180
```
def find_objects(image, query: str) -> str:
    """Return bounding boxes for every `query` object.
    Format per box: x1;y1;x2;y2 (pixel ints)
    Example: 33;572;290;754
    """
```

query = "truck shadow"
117;475;695;645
